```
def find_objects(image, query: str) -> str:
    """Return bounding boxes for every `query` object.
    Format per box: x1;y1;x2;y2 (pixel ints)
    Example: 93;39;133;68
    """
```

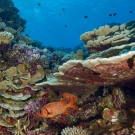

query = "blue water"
12;0;135;48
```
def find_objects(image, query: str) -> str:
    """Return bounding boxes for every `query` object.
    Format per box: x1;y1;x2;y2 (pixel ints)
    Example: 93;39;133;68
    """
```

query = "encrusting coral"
36;49;135;92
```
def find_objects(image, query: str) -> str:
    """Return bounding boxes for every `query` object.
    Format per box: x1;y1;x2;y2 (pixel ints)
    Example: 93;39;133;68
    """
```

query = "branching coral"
0;31;14;50
0;21;33;45
61;126;88;135
18;35;33;45
7;44;49;71
24;93;49;117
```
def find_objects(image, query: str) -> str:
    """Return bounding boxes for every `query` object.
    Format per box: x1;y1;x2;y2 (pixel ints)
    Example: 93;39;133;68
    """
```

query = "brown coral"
44;51;135;85
80;20;135;52
0;31;14;47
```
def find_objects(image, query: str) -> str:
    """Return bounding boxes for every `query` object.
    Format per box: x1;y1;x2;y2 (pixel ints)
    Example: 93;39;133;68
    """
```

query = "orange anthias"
37;93;78;119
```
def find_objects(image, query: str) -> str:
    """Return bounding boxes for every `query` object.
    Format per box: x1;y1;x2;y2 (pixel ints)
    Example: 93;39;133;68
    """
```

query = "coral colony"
1;1;135;135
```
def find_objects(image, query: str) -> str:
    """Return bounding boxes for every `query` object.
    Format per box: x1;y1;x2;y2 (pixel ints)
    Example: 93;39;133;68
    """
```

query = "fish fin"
37;111;43;117
68;97;78;110
72;96;78;102
59;98;67;104
60;92;78;102
63;110;70;114
51;116;57;121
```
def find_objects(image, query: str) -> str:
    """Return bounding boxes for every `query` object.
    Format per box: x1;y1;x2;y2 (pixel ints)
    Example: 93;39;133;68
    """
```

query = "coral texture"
80;20;135;52
61;126;88;135
0;31;14;49
37;50;135;88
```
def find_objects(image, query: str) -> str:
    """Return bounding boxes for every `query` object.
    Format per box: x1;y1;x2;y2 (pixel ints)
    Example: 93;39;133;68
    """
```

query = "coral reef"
0;0;33;45
0;0;26;31
71;49;84;60
1;2;135;134
80;20;135;53
35;20;135;134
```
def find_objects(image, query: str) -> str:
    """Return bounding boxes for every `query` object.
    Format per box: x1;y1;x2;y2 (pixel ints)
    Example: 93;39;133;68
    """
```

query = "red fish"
37;97;78;118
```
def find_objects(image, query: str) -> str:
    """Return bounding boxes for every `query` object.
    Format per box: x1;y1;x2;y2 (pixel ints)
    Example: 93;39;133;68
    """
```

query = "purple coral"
7;44;49;73
24;94;49;116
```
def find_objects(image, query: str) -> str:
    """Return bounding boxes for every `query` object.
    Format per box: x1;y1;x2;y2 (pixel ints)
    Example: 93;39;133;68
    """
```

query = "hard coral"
7;44;49;70
80;20;135;52
61;126;88;135
37;50;135;93
0;31;14;50
24;93;49;116
5;63;44;89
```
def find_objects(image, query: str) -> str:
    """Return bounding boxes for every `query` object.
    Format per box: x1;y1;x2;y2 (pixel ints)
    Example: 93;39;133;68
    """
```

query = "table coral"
80;20;135;53
37;51;135;88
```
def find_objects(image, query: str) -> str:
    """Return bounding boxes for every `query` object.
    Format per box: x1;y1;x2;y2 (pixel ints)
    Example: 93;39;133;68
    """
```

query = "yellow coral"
0;31;14;44
0;71;5;81
0;80;10;91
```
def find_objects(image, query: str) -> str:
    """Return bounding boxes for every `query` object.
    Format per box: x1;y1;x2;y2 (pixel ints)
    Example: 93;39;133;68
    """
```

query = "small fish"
84;15;88;18
38;3;41;6
62;8;65;10
7;21;14;25
65;25;67;27
109;14;112;16
130;11;133;13
113;13;117;16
